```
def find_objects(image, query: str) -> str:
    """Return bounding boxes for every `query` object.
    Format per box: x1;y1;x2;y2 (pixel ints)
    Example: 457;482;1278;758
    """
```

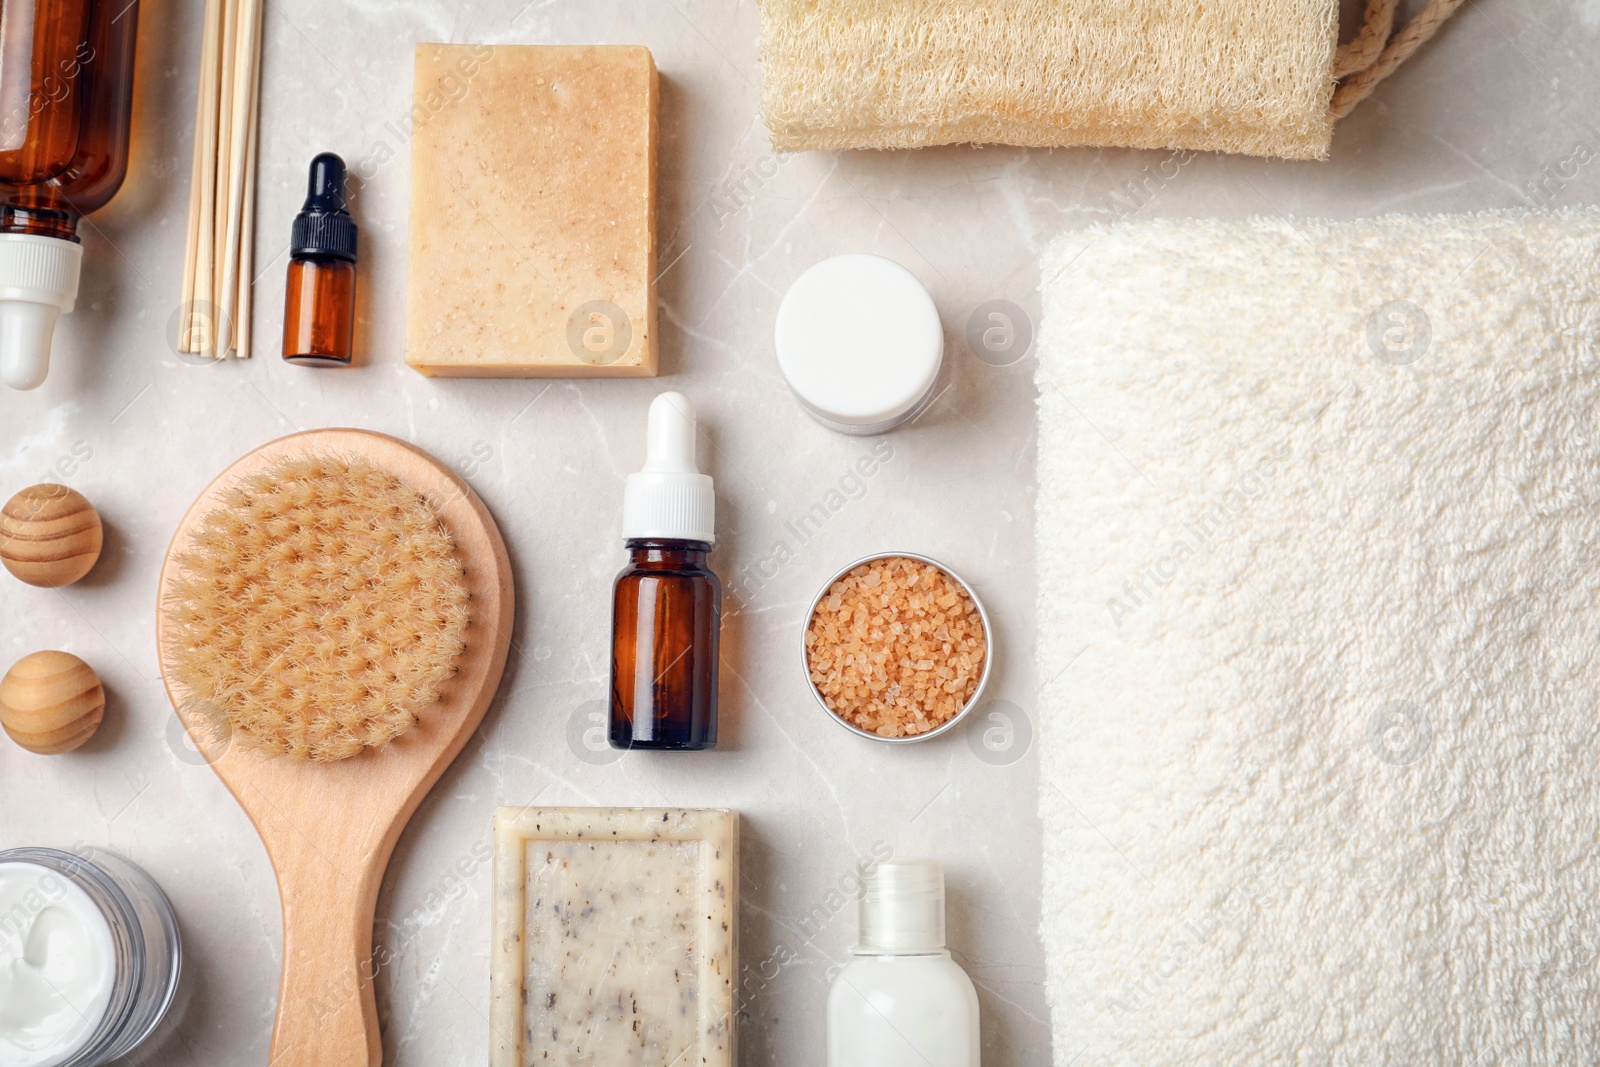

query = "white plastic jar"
775;253;945;435
0;848;181;1067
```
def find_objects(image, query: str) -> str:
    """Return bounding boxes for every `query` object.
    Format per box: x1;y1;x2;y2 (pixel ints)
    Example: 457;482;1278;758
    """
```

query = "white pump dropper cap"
622;391;716;544
0;234;82;391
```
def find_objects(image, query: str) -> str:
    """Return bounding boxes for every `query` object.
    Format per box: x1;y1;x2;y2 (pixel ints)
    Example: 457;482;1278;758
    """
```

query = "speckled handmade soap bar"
490;807;737;1067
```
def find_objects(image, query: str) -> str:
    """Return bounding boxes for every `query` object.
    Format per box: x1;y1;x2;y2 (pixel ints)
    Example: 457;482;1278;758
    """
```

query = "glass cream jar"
0;847;181;1067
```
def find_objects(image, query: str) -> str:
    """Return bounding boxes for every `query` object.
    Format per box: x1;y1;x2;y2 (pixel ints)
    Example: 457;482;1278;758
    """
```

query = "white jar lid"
775;254;943;433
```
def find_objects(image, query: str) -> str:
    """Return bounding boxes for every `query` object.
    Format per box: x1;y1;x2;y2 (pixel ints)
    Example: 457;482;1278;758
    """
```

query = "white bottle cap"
0;233;82;391
857;859;946;954
775;253;944;435
623;391;716;544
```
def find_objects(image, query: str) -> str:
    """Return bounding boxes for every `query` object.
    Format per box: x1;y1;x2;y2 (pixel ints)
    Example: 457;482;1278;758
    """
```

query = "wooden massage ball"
0;651;105;754
0;484;103;587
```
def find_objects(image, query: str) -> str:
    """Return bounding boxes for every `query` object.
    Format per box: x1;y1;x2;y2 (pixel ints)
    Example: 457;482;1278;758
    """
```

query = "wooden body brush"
156;429;513;1066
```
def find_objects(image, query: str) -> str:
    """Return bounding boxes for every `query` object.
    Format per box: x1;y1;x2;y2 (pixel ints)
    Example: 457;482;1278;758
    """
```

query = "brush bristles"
165;454;472;761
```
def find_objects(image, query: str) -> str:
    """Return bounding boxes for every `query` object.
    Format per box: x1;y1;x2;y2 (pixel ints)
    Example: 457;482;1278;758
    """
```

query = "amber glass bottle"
610;540;722;749
0;0;140;389
282;153;357;367
610;393;722;750
0;0;138;233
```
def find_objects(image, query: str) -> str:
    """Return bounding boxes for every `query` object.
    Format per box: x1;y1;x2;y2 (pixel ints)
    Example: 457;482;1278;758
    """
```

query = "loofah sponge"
759;0;1341;160
163;455;471;762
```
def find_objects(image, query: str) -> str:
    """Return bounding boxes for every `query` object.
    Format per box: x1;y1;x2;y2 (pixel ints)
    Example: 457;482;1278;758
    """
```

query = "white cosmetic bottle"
826;859;980;1067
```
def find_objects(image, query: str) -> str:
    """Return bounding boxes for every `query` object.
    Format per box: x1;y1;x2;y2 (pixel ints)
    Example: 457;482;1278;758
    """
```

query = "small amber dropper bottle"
282;153;358;367
610;392;722;751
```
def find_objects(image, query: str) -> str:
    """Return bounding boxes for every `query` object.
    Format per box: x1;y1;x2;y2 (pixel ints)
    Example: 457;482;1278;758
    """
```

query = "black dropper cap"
290;152;357;263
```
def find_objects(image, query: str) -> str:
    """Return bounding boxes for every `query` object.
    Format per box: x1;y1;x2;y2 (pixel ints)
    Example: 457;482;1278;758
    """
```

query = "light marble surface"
1;1;1597;1064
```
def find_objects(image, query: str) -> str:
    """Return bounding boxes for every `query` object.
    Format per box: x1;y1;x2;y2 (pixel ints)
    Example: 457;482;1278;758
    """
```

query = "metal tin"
801;551;993;744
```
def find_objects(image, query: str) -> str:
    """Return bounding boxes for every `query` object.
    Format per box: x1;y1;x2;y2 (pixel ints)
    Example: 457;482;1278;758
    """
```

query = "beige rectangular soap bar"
406;44;657;377
491;807;737;1067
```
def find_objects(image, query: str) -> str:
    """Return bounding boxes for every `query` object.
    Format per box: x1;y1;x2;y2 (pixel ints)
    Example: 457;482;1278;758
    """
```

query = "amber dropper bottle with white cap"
0;0;139;390
609;391;721;750
827;859;981;1067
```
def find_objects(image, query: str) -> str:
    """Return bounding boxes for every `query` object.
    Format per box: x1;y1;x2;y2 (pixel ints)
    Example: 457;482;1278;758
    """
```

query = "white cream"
0;862;116;1067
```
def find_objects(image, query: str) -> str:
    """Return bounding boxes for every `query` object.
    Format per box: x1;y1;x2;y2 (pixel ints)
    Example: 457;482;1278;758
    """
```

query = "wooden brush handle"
158;430;516;1067
270;865;382;1066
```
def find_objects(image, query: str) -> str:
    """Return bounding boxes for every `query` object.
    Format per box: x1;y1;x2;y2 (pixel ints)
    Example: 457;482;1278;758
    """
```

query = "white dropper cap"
0;233;82;391
857;859;946;955
622;391;716;544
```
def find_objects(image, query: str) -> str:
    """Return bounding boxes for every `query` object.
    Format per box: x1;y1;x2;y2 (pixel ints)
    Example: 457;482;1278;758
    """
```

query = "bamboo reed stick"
182;0;223;354
182;0;264;360
193;0;224;356
235;0;263;359
217;0;261;358
210;0;237;356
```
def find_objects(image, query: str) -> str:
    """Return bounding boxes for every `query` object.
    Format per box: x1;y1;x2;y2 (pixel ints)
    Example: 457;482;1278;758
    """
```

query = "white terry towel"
1036;210;1600;1065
